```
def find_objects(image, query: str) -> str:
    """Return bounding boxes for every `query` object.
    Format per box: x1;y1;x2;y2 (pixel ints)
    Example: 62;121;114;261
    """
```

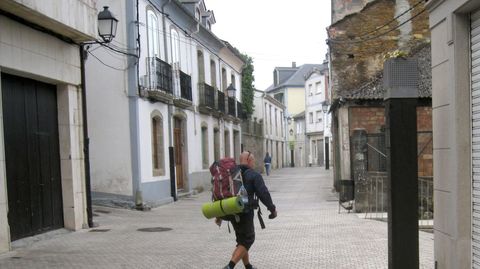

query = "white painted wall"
306;72;326;134
85;0;133;196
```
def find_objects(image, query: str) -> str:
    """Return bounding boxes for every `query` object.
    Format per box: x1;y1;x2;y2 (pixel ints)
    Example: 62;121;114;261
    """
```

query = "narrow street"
0;167;433;268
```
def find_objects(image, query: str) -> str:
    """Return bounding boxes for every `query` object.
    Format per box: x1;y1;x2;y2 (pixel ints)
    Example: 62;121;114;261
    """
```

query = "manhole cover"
94;209;111;214
137;227;172;232
10;257;22;260
89;229;111;232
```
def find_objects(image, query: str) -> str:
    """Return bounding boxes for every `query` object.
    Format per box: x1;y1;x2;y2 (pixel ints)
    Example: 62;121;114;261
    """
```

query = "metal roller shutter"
472;9;480;268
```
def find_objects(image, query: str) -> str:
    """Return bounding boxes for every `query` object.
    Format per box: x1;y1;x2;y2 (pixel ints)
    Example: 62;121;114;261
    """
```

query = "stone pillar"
57;84;88;230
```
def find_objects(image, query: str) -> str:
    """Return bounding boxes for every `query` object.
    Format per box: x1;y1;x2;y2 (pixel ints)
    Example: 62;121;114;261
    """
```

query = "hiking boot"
222;266;231;269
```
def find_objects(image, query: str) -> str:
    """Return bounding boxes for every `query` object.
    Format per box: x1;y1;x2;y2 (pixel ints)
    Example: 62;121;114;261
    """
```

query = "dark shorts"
230;211;255;250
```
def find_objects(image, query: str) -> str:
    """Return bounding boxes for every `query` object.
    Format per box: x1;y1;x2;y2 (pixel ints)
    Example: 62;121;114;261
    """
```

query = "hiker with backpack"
215;151;277;269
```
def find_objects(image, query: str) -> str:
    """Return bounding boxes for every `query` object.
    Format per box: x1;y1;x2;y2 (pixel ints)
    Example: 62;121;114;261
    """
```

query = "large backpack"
210;158;243;201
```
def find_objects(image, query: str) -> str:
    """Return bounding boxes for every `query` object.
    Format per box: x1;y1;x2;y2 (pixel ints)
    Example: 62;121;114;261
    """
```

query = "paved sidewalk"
0;167;433;268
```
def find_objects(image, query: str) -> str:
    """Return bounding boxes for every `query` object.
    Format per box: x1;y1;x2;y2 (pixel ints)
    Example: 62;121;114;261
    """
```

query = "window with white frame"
316;82;321;95
171;28;180;65
147;10;160;58
201;126;209;169
151;111;165;176
195;8;201;21
316;111;322;123
308;84;313;96
309;112;314;124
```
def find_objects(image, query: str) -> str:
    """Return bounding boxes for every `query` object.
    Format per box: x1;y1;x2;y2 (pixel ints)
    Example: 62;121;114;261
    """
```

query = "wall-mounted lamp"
322;101;330;114
226;83;236;98
97;6;118;43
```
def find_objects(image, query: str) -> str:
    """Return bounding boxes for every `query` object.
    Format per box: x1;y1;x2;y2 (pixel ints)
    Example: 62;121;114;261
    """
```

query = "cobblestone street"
0;167;433;268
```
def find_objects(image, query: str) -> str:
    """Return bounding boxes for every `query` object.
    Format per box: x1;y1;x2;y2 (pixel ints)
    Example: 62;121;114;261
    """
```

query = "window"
147;10;160;58
316;111;322;123
151;112;165;176
275;108;278;136
210;60;216;87
269;105;273;135
171;28;180;65
309;112;314;124
201;126;209;169
197;50;205;83
195;8;201;21
222;68;227;92
308;84;313;96
316;82;321;95
231;74;236;89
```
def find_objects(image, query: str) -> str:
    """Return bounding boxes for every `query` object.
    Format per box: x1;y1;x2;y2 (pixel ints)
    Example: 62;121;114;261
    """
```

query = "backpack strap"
257;206;266;229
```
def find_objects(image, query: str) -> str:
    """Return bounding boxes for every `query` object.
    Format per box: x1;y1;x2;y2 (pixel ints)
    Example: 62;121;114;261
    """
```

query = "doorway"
174;116;187;190
2;73;63;240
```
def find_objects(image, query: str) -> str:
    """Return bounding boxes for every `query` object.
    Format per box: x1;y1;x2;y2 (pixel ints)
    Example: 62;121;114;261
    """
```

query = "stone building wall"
328;0;430;97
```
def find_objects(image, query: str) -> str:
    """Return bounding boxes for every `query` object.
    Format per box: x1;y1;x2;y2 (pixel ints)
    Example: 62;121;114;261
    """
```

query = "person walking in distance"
218;151;277;269
263;152;272;176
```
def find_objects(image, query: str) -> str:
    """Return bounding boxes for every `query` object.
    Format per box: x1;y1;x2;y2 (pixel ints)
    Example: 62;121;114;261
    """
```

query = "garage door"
2;73;63;241
471;9;480;268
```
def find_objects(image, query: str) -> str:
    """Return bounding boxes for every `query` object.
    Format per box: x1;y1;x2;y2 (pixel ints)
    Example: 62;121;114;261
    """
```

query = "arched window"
171;28;180;65
198;50;205;83
201;125;209;169
147;9;160;58
151;112;165;176
231;74;236;89
222;68;227;92
210;60;217;87
195;8;201;21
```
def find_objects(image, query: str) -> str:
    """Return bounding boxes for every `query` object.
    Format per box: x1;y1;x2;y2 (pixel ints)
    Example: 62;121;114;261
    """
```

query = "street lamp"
322;100;330;114
97;6;118;43
226;83;236;98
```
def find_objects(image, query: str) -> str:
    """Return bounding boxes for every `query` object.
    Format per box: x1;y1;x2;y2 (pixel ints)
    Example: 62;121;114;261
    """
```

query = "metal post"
169;146;177;201
384;58;419;269
325;137;330;170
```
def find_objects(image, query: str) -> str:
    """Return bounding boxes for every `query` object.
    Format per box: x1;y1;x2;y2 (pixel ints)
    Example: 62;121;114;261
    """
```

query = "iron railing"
146;57;173;94
217;90;225;113
237;101;248;119
228;97;236;117
179;71;192;101
241;120;263;136
357;173;433;228
198;82;215;109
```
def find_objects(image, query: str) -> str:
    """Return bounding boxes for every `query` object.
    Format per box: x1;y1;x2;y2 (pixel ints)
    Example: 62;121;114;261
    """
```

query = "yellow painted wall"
286;87;305;115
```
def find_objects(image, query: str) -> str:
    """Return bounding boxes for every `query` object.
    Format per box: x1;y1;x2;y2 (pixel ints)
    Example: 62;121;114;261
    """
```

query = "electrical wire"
328;7;428;44
87;50;131;71
330;0;426;42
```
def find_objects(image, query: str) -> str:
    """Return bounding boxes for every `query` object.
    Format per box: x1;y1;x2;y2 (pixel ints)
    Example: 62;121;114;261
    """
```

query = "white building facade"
0;0;98;252
305;65;330;167
86;0;244;208
253;94;286;170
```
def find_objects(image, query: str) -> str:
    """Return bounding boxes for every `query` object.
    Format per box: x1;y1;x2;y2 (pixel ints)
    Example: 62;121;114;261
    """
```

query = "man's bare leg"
230;245;248;264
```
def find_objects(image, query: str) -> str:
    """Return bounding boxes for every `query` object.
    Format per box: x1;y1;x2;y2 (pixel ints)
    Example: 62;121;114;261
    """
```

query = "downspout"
162;0;177;201
79;45;94;228
126;0;143;208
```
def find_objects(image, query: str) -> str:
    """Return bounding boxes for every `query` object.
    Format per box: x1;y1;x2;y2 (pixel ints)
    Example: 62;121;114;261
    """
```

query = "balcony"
228;97;236;117
173;70;193;108
144;57;174;103
217;91;226;114
198;82;216;114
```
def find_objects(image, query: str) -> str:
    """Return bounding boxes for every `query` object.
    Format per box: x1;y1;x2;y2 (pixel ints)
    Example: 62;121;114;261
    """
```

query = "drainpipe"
79;45;94;228
126;0;143;208
162;0;177;201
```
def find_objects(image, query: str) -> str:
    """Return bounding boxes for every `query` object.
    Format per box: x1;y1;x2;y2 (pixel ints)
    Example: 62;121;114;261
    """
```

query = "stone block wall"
329;0;430;96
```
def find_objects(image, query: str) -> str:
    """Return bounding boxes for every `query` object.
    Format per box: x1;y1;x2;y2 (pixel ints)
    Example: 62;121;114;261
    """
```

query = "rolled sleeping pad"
202;196;244;219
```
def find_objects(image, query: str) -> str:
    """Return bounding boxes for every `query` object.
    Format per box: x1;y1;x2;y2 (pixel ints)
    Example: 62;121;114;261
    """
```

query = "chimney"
292;62;296;68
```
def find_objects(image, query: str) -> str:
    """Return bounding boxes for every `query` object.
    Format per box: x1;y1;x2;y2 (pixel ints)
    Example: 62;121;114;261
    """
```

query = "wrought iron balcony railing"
217;90;225;113
199;82;215;109
228;97;236;117
237;101;248;119
179;71;192;101
146;57;173;94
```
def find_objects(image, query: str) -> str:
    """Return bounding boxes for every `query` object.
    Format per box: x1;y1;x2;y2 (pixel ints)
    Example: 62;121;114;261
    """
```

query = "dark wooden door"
2;73;63;241
174;128;184;189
